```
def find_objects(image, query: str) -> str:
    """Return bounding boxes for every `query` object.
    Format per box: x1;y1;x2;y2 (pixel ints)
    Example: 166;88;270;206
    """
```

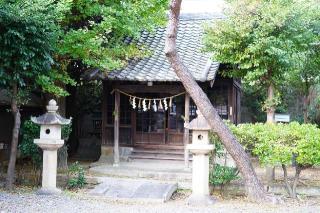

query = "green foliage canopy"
204;0;319;87
0;0;75;98
204;0;320;115
59;0;169;71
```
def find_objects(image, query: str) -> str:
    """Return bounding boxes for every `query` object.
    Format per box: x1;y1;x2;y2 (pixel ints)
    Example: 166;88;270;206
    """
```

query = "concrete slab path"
89;177;178;203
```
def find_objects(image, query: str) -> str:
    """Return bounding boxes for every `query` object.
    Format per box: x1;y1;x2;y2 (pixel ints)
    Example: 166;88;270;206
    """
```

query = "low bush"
253;122;320;198
209;125;239;192
67;161;87;189
210;121;320;198
209;164;239;189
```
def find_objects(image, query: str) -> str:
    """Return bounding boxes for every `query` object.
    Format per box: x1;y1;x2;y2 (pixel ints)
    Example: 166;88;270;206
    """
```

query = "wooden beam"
113;89;120;166
114;84;184;94
184;93;190;169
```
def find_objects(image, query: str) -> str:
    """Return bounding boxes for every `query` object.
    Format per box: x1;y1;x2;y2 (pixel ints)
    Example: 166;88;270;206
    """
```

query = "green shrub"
67;161;87;189
210;121;320;198
19;119;72;165
62;123;72;140
19;120;42;168
209;164;239;188
209;131;224;158
252;122;320;198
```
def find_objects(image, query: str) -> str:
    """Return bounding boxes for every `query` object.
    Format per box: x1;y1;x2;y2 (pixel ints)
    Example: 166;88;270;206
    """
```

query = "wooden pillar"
113;90;120;166
184;93;190;169
228;81;234;123
101;82;107;145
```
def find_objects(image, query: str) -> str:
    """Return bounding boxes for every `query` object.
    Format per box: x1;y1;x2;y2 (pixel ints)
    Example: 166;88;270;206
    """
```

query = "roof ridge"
180;12;225;21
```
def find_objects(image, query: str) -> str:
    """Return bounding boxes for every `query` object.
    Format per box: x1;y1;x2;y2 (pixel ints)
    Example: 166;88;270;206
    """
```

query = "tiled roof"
105;14;221;82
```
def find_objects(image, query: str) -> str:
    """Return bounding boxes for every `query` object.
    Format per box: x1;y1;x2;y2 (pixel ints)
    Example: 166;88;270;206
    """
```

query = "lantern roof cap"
31;99;71;125
186;110;211;130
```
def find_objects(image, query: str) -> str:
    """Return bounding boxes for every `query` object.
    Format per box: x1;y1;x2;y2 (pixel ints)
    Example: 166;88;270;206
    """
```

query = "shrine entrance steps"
88;158;192;189
129;145;192;161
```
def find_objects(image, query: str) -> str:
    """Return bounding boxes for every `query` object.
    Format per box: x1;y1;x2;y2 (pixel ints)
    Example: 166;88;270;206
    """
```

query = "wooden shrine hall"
92;14;241;166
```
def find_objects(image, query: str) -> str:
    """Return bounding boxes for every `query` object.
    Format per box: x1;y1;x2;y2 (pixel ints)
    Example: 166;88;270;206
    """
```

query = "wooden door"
166;96;184;145
133;94;186;146
135;109;166;144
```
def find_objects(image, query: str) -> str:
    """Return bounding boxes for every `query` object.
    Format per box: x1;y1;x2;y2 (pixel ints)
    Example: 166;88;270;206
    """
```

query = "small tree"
204;0;319;123
0;0;74;189
253;122;320;198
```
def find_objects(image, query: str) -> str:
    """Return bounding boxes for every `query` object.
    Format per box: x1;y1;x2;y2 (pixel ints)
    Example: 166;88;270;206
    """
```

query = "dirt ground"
1;159;320;213
0;187;320;213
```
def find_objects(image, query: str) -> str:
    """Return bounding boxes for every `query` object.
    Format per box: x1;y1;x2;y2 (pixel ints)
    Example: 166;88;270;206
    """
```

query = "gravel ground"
1;190;320;213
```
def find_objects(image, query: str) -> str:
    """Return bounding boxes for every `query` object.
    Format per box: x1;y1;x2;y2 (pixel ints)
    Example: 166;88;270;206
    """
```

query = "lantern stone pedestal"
187;144;214;205
31;100;71;195
34;140;64;195
185;110;215;206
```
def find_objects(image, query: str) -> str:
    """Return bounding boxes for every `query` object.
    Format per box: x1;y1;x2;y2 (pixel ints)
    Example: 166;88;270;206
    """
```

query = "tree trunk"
266;84;275;123
266;83;275;183
292;166;302;198
165;0;273;202
58;145;68;170
281;164;294;198
6;83;21;190
302;95;309;123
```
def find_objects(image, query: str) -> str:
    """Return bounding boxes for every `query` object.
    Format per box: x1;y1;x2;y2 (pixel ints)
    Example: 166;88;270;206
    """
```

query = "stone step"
130;153;192;161
132;149;185;155
133;144;184;150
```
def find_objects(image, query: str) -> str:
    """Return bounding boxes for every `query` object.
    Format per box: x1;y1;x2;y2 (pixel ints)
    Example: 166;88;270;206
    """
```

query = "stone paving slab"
89;159;192;189
89;177;178;203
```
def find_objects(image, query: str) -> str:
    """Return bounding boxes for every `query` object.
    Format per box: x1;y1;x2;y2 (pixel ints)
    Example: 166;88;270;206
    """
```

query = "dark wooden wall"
101;78;241;147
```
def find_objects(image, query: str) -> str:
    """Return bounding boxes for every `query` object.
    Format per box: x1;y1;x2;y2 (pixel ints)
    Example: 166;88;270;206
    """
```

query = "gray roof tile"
105;16;220;82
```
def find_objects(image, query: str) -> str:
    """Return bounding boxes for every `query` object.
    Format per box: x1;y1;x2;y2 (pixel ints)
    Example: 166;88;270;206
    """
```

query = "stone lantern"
185;110;214;205
31;99;71;194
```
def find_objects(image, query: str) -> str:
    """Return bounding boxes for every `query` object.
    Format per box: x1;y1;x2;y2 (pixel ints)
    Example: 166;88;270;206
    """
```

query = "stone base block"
36;187;61;195
98;145;133;163
187;194;215;206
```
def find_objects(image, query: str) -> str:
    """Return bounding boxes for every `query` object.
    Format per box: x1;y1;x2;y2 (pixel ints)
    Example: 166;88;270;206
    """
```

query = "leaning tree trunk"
165;0;273;202
6;83;21;190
